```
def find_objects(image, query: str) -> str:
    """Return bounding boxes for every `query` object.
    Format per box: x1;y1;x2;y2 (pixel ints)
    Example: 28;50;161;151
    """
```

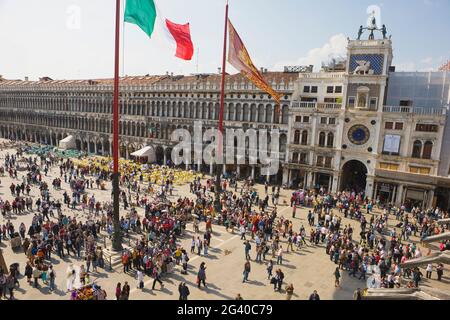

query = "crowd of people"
289;188;449;293
0;140;448;301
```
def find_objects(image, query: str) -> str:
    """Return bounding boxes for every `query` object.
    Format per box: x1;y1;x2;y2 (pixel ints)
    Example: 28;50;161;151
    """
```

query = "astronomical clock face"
348;125;370;145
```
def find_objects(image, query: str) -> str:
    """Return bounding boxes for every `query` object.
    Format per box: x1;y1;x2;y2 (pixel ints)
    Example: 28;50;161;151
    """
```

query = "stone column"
303;172;308;189
210;162;214;176
428;189;435;208
327;175;332;193
271;105;275;123
390;185;397;204
309;172;315;189
251;166;255;179
373;182;378;200
237;165;241;178
395;184;404;206
94;141;98;155
331;173;339;193
163;147;167;166
282;168;289;185
365;176;375;200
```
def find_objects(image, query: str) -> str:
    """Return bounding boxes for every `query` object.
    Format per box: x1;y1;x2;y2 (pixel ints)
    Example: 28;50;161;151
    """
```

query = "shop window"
316;156;324;167
301;130;308;145
422;141;433;159
318;132;326;147
300;153;308;164
412;140;422;158
294;130;301;144
324;157;332;168
327;132;334;148
369;97;378;109
416;124;438;132
395;122;403;130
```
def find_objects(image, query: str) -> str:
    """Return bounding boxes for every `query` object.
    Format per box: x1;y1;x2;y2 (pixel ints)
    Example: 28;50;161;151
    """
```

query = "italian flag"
124;0;194;61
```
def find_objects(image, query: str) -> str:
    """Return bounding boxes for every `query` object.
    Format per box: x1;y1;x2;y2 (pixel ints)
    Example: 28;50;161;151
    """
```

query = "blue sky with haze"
0;0;449;80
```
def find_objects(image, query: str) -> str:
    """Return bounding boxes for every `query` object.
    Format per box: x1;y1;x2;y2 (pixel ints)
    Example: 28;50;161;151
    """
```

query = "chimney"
264;68;268;73
166;71;169;76
218;67;221;74
260;67;264;74
171;72;174;77
25;76;29;81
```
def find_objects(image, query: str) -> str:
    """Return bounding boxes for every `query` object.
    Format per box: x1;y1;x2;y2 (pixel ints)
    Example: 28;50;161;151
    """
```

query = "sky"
0;0;449;80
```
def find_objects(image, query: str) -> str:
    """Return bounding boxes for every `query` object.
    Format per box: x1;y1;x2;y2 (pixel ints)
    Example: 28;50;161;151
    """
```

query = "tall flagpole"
214;0;229;214
112;0;122;251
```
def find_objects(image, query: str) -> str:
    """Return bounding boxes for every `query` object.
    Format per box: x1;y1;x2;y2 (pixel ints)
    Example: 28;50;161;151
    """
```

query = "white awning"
59;135;76;150
131;146;156;163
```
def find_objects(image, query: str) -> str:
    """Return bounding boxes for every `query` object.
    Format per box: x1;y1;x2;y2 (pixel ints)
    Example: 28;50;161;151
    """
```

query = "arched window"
327;132;334;148
422;141;433;159
301;130;308;145
318;132;326;147
279;134;287;153
294;130;301;144
412;140;422;158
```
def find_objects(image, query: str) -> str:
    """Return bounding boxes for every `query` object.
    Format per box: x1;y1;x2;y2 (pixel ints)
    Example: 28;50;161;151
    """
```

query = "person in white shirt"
415;248;422;259
240;225;246;240
426;264;433;279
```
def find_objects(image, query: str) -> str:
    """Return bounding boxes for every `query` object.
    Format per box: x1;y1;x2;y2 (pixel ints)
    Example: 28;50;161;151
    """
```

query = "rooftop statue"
355;14;389;41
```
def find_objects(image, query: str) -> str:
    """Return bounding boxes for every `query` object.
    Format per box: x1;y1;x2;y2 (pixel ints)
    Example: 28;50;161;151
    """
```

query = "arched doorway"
340;160;367;193
155;146;164;165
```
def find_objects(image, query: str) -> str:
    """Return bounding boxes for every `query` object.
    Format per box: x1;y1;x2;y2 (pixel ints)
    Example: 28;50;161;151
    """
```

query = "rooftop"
0;72;299;89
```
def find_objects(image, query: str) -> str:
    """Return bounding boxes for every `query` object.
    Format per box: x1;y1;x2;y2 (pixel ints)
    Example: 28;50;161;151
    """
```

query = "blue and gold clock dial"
348;125;370;145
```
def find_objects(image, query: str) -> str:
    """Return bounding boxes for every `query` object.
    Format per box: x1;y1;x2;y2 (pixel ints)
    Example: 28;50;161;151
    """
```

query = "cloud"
272;34;348;72
421;57;433;64
395;62;417;71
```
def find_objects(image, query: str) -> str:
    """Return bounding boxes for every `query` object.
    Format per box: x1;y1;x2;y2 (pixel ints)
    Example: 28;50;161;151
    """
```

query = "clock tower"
339;21;394;198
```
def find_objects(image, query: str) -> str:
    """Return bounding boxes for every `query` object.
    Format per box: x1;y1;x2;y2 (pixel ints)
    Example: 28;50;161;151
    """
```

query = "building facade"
0;72;297;183
1;24;450;210
284;35;450;209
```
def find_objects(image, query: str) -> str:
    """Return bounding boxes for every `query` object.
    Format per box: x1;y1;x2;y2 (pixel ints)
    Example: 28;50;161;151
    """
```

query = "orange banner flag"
227;19;282;109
